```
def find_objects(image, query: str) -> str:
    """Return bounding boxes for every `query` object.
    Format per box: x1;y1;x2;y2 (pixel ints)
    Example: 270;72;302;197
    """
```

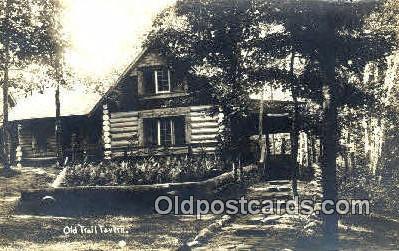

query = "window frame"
154;69;171;94
156;118;175;146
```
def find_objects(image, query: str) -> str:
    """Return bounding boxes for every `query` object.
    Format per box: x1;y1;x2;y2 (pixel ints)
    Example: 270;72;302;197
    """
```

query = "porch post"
16;124;22;168
102;104;112;160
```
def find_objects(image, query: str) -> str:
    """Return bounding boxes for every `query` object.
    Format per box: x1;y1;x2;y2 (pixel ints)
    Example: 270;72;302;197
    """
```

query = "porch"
10;116;102;167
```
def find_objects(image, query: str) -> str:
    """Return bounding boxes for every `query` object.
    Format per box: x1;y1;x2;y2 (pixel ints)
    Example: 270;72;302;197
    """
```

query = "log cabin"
9;88;103;166
8;47;317;175
89;47;316;176
89;48;222;159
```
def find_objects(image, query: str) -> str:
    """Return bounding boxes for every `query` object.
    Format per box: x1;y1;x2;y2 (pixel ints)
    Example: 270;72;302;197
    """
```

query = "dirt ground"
193;182;399;251
1;167;399;250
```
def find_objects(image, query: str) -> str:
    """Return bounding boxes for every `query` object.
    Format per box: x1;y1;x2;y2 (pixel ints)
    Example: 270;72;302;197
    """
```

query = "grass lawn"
0;167;212;250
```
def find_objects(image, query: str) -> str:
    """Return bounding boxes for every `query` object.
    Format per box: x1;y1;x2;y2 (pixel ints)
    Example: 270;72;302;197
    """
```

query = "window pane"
159;118;173;146
144;117;186;147
156;69;170;92
269;133;291;155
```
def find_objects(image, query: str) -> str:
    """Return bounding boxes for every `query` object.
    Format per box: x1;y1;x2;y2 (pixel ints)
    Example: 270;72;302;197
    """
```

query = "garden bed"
64;155;225;186
18;164;260;216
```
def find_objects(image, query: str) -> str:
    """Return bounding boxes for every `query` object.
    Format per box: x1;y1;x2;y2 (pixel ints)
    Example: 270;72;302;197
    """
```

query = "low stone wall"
18;165;260;216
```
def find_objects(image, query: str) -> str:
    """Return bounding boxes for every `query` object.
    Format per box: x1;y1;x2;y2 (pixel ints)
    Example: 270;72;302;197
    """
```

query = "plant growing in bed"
64;153;223;186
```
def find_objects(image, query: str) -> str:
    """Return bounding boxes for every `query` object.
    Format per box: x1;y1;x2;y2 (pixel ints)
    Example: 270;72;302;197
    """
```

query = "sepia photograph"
0;0;398;250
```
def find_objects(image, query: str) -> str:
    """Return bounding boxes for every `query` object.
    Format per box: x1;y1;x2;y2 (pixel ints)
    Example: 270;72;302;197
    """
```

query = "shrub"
338;164;399;217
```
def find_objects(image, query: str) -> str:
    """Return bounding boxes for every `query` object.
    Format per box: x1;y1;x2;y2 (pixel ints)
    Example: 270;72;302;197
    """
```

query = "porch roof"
9;87;101;122
247;99;296;115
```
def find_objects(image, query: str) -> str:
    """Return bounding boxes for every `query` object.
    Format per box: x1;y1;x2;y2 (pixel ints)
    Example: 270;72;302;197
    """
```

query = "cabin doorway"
265;133;294;180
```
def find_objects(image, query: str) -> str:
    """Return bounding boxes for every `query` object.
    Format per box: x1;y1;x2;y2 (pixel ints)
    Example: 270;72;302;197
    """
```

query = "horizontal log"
110;128;138;135
191;139;219;144
20;135;32;138
191;127;220;135
110;111;139;119
191;134;218;141
19;144;32;148
110;127;138;133
110;121;138;128
110;116;138;124
111;140;134;147
192;147;217;153
19;139;33;143
20;133;33;137
19;140;32;145
112;132;138;140
191;122;219;129
190;116;218;123
190;105;213;112
190;112;219;119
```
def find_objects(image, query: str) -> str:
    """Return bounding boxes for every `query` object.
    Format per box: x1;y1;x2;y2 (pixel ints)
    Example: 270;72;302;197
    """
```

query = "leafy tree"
256;0;396;247
146;0;397;247
0;0;65;169
145;0;277;158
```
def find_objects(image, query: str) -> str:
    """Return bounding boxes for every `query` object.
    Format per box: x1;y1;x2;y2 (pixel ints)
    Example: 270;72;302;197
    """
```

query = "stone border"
18;165;260;215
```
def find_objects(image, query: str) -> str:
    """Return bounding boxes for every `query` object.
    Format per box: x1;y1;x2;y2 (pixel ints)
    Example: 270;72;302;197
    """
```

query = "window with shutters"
143;116;185;146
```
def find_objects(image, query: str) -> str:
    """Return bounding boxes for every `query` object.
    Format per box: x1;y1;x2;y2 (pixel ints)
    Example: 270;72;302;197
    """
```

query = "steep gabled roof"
88;47;149;116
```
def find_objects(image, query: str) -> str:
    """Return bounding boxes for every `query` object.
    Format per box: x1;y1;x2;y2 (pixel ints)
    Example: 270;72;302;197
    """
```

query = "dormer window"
155;69;171;93
140;65;188;97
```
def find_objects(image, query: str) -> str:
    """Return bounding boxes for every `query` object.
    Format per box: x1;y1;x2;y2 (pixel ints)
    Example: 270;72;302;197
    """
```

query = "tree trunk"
55;83;62;166
2;0;11;170
290;52;299;196
258;85;265;164
321;83;339;249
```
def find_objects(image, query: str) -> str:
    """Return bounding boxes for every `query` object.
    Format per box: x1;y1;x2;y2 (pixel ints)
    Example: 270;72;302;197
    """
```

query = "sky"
61;0;175;81
51;0;292;101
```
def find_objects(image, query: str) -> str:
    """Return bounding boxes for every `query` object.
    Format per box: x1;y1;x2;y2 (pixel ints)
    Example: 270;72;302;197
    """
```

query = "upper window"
142;67;173;95
155;69;171;93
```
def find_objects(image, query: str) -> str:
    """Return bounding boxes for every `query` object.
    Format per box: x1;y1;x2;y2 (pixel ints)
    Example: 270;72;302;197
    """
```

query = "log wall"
189;105;221;154
19;127;57;158
109;110;139;157
107;105;222;158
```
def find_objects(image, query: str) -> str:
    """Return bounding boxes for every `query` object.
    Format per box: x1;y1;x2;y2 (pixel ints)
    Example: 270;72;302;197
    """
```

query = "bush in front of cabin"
64;154;223;186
